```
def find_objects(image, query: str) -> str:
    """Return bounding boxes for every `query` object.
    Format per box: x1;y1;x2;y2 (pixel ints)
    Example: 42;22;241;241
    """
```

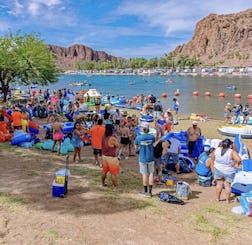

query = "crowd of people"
0;87;243;203
224;102;250;125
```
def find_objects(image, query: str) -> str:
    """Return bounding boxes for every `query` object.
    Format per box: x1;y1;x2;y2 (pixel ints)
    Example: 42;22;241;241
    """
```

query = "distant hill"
48;44;118;70
173;8;252;67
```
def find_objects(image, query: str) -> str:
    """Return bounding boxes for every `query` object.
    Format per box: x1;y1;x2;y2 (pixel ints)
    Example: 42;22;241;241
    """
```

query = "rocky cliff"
48;44;118;69
173;9;252;67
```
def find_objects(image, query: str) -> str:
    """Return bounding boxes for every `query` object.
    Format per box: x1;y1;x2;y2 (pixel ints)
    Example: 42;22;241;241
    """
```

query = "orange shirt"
90;125;105;149
12;111;22;127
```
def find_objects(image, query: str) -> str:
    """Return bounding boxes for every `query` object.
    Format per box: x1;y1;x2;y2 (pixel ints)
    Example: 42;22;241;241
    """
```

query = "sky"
0;0;251;59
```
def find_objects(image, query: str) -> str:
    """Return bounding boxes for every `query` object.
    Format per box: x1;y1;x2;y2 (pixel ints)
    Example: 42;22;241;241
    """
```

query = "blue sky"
0;0;251;59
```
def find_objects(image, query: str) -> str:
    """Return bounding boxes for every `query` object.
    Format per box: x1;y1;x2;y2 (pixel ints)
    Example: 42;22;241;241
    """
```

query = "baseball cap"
192;121;198;125
140;122;149;129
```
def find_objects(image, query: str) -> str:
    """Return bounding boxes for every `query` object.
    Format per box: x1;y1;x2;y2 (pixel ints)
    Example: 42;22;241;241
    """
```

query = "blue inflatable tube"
140;114;154;122
11;130;32;145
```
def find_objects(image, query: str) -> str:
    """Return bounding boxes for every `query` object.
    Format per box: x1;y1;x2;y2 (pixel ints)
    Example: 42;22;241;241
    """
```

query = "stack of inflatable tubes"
11;130;34;147
0;122;12;142
42;122;75;134
28;121;40;134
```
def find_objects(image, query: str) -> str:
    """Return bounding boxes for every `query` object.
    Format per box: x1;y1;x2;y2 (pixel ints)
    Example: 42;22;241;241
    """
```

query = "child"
71;122;84;163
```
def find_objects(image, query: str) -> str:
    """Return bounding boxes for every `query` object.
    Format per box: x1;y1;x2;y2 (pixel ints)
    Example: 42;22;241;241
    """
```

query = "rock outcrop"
48;44;118;69
173;9;252;67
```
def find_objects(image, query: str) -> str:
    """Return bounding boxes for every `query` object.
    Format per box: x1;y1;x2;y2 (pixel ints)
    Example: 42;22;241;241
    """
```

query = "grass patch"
0;193;29;209
46;229;60;245
195;214;208;224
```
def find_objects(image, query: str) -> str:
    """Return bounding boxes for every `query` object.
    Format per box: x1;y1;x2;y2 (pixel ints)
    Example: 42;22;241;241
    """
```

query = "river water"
49;73;252;119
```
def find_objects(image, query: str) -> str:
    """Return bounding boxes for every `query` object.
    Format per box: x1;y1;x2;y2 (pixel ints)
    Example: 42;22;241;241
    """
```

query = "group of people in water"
224;102;250;125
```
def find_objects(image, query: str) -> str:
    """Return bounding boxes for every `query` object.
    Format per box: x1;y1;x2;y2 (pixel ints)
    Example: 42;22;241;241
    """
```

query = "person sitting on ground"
165;135;181;174
212;138;241;203
101;124;120;190
51;116;64;155
195;147;215;177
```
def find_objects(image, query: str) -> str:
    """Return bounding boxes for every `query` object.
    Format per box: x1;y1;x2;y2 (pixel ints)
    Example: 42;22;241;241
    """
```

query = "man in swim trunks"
186;121;202;158
118;121;130;160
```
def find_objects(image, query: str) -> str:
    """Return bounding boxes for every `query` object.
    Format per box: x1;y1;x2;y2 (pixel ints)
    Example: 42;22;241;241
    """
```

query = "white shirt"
214;147;236;174
167;137;181;154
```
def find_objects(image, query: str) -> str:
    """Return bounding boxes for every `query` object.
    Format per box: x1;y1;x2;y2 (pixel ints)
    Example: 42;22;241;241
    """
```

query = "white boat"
69;81;87;86
218;125;252;138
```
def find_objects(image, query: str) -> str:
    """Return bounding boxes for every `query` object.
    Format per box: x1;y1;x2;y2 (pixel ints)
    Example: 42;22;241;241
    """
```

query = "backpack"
176;181;191;198
159;192;185;205
154;140;163;158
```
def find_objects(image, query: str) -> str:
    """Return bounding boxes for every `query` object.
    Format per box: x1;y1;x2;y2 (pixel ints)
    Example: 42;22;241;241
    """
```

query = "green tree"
0;32;59;102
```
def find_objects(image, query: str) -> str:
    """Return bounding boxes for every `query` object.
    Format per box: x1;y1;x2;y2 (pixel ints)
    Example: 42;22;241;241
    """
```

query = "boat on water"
69;81;87;86
128;81;136;85
226;85;237;91
218;125;252;138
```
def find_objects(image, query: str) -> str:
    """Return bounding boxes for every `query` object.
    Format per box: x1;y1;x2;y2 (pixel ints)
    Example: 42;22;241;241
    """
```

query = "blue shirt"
195;152;212;177
134;133;155;163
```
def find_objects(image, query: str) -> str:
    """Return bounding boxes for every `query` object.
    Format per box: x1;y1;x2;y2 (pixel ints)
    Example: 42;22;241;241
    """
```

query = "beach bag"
176;181;191;198
159;192;185;205
154;140;163;158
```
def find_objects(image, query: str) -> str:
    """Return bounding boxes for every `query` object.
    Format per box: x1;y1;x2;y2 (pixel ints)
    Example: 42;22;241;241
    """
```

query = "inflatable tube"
18;141;34;148
28;127;39;134
236;116;252;125
11;130;32;145
140;114;154;122
65;113;73;122
28;121;39;130
218;125;252;139
179;155;195;170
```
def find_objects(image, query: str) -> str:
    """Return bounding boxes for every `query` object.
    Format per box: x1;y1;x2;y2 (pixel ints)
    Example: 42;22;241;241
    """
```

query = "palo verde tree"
0;32;59;102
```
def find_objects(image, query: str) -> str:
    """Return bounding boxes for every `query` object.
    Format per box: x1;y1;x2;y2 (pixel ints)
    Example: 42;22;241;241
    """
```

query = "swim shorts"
102;155;120;175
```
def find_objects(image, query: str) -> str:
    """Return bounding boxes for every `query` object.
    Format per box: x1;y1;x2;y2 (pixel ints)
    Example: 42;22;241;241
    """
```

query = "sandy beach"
0;107;252;245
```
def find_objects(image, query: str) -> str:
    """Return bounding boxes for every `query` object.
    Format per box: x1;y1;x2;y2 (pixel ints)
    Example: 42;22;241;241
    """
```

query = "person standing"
224;102;232;125
213;138;241;203
21;108;29;133
242;103;250;124
12;107;22;131
51;116;64;155
101;125;120;190
186;121;202;158
71;122;85;163
90;118;105;167
134;122;156;198
153;99;163;118
172;97;180;122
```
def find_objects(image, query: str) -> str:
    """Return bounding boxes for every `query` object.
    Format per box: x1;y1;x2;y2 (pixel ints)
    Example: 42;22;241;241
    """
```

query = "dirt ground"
1;115;252;245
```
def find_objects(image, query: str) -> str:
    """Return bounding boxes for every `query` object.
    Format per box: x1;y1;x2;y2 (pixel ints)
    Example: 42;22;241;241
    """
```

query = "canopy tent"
83;89;101;106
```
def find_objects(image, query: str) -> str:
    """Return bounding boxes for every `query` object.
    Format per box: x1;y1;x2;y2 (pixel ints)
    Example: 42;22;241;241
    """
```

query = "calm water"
49;74;252;119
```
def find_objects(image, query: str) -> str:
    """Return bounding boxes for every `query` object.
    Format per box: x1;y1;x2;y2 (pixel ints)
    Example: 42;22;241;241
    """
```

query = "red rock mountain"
173;8;252;67
48;44;118;69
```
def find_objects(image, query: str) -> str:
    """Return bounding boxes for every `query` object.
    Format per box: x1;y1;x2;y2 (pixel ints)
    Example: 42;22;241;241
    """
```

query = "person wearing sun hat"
186;120;202;158
12;107;22;130
134;121;155;198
